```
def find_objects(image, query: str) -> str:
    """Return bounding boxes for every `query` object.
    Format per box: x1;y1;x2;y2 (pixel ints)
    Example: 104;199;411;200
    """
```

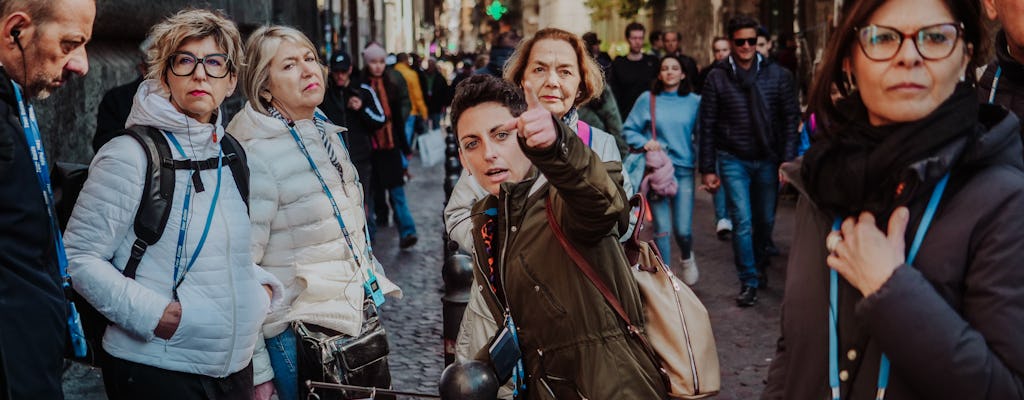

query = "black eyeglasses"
855;23;963;61
169;52;232;78
733;37;757;47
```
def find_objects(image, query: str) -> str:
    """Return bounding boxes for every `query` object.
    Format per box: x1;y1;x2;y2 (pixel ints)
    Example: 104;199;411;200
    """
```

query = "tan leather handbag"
547;195;721;399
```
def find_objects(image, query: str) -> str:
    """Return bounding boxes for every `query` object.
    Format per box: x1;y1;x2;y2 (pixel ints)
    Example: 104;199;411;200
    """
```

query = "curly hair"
145;8;243;85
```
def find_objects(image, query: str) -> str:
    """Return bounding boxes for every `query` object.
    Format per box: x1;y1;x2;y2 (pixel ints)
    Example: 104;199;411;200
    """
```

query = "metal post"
441;124;470;367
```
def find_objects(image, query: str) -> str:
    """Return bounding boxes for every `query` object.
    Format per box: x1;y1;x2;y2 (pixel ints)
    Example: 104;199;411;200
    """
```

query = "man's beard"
27;70;62;100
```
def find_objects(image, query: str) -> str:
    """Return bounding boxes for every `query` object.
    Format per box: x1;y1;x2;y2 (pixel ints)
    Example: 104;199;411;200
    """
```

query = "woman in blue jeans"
623;54;702;285
229;27;403;400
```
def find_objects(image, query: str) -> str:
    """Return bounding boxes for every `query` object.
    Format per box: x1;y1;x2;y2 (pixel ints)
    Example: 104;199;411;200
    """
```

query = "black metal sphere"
442;253;474;290
438;360;499;400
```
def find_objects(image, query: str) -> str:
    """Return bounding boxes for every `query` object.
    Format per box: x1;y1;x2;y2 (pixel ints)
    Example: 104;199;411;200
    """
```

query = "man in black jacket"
699;16;799;307
979;0;1024;121
320;50;387;239
0;0;95;398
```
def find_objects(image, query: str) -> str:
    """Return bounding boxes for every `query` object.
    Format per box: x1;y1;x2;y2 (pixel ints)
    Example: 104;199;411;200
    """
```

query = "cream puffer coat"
65;80;283;378
227;103;402;384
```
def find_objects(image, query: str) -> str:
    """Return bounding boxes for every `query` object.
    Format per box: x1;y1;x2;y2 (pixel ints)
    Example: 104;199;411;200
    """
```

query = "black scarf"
736;59;777;160
802;83;978;219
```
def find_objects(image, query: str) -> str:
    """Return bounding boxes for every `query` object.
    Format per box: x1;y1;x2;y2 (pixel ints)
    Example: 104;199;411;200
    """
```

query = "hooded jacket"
447;111;637;398
762;104;1024;399
319;76;387;164
467;117;664;399
65;80;283;377
698;54;800;173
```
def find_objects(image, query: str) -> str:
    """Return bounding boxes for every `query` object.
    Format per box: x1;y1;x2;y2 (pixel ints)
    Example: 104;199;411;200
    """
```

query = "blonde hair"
145;8;243;84
502;28;604;107
240;25;324;116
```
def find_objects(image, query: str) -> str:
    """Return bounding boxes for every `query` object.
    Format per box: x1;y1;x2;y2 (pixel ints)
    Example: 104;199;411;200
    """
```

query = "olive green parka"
469;118;666;399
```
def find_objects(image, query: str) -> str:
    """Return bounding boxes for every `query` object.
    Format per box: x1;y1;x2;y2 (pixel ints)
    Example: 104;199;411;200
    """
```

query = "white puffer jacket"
227;103;402;383
65;80;283;378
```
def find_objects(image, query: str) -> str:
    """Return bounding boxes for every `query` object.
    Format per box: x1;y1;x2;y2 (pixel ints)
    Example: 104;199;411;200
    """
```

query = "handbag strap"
650;92;657;141
544;196;671;390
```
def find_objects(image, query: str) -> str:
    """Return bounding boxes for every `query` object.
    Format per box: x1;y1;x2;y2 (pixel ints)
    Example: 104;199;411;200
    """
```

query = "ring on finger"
826;231;843;254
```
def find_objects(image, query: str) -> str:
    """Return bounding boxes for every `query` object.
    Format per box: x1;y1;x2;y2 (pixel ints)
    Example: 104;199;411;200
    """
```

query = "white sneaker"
680;253;699;286
716;218;733;233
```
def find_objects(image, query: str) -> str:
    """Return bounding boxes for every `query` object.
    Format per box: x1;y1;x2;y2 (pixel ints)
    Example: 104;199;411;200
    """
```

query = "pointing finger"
497;117;520;137
522;80;541;110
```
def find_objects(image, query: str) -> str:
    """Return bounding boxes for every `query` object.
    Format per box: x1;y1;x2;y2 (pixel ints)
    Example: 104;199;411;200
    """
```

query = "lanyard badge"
12;81;87;357
363;267;385;307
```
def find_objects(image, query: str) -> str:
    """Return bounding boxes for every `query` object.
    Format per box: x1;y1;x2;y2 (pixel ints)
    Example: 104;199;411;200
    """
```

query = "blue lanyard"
165;132;223;299
988;66;1002;105
13;81;88;357
281;119;381;297
12;81;69;284
828;173;950;400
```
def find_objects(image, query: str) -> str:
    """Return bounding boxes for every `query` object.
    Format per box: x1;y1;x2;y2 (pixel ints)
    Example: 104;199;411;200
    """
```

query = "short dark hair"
712;36;729;46
652;54;692;96
756;26;769;39
396;52;409;63
808;0;986;132
727;16;759;38
650;30;663;43
450;75;527;139
1;0;56;25
625;22;646;39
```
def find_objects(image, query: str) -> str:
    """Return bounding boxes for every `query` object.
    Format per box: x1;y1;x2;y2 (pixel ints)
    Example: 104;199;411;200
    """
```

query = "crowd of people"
2;0;1024;399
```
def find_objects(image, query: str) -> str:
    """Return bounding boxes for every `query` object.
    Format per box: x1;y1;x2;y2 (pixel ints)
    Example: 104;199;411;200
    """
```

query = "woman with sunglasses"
65;9;282;399
763;0;1024;398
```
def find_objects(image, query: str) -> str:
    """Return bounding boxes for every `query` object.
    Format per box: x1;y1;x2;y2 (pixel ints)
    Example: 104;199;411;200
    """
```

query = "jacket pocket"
517;254;568;316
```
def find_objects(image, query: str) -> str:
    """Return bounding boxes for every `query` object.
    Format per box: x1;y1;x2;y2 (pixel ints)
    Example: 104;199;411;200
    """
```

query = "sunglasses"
733;37;757;47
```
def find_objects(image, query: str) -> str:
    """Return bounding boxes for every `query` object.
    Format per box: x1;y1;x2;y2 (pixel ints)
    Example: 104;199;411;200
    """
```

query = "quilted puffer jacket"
65;80;283;378
698;54;800;173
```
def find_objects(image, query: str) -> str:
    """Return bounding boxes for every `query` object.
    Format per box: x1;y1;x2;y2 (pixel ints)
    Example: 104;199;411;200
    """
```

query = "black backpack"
54;125;250;366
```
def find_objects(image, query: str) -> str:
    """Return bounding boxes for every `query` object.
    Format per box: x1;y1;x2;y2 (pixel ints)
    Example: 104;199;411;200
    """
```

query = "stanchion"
440;124;472;367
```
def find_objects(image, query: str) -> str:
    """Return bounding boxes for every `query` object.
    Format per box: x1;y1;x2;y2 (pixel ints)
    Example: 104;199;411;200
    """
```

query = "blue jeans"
389;185;417;238
404;115;418;147
266;330;299;400
650;167;695;262
717;151;778;288
713;189;728;222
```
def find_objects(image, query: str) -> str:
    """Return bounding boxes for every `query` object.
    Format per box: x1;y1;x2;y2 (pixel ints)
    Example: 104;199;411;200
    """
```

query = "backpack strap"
575;120;593;148
217;133;250;210
544;196;671;391
122;125;175;279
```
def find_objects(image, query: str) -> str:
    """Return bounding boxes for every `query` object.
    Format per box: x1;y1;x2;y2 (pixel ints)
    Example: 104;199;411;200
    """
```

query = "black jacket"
0;68;68;399
764;105;1024;399
423;69;451;116
320;77;387;164
977;31;1024;123
93;76;143;152
608;54;659;120
698;54;800;173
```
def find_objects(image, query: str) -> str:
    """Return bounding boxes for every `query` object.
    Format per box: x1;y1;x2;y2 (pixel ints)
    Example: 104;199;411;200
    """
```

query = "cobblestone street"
63;155;792;399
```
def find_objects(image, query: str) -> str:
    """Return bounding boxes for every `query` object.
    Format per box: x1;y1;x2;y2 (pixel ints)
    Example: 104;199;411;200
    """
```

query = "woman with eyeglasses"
763;0;1024;399
65;9;282;399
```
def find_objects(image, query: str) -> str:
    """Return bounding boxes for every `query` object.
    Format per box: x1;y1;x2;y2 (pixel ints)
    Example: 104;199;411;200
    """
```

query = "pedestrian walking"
661;31;700;84
393;53;428;145
609;22;659;120
451;73;666;399
423;57;451;130
363;43;419;248
320;50;388;240
65;9;281;400
622;54;702;285
227;26;402;400
764;0;1024;398
698;16;800;307
697;36;734;240
0;0;94;397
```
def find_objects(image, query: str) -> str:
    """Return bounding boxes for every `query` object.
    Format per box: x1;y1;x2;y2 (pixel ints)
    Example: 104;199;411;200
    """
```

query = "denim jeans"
713;189;728;222
717;151;778;288
404;115;417;147
266;330;300;400
650;167;695;262
389;185;417;238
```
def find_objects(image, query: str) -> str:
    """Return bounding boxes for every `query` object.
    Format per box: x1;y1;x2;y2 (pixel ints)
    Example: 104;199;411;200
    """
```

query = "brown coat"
469;118;666;399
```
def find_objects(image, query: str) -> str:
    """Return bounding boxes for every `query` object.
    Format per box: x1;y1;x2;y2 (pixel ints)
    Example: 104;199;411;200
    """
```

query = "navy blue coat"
698;54;800;174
